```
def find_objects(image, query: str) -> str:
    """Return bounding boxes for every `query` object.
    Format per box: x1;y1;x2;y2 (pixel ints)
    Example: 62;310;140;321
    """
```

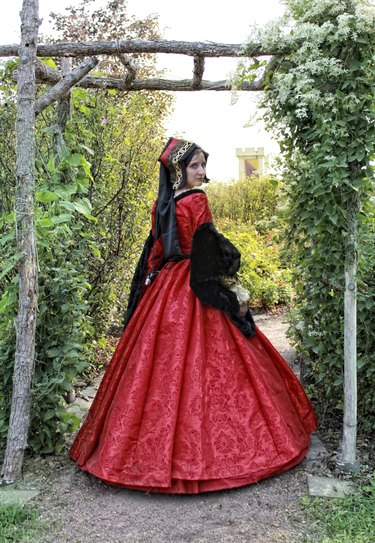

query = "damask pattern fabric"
70;191;317;494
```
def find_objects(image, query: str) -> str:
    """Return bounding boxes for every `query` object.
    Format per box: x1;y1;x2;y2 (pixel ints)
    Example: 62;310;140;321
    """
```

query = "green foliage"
61;87;169;328
0;0;172;454
0;149;95;454
217;219;293;309
206;176;293;309
0;504;47;543
301;477;375;543
206;176;281;234
238;0;375;427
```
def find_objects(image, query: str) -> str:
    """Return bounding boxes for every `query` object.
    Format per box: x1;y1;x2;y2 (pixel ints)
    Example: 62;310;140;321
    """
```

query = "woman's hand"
239;301;248;318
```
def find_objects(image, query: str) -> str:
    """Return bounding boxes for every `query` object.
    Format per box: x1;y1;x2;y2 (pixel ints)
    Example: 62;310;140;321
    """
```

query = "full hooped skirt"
70;260;317;493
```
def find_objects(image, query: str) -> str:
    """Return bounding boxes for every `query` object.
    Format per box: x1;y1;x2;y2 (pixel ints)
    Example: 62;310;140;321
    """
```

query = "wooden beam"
0;38;276;58
192;55;205;89
15;69;265;92
34;58;61;83
45;75;264;92
34;57;99;114
121;78;265;91
116;54;137;86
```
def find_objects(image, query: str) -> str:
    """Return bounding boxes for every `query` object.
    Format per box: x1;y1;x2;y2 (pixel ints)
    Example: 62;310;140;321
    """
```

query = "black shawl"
190;222;256;337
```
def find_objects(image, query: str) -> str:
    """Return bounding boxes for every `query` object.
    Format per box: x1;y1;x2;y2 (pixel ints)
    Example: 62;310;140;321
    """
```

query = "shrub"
206;176;293;310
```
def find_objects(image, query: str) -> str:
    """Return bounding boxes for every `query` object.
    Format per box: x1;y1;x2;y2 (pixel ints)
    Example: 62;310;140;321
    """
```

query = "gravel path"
32;312;314;543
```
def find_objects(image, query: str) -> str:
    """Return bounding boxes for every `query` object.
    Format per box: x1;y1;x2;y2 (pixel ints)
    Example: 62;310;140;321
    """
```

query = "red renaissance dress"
70;190;317;494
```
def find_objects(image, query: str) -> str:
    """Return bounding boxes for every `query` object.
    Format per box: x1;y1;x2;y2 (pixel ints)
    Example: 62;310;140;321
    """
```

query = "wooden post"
53;57;72;162
336;193;360;473
1;0;40;484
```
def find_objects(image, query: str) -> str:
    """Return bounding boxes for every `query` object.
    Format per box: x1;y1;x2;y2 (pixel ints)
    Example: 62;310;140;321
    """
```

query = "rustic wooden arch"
1;0;358;483
0;0;277;483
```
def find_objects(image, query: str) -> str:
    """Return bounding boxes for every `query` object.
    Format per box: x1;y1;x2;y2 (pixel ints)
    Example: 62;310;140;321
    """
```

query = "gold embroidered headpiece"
159;137;208;189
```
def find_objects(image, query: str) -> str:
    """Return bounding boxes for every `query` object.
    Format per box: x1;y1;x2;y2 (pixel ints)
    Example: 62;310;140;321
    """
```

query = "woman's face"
185;151;206;189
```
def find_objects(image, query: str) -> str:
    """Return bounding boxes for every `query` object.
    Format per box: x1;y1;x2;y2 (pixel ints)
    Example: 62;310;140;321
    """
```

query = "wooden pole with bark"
337;191;360;473
53;57;72;163
1;0;40;484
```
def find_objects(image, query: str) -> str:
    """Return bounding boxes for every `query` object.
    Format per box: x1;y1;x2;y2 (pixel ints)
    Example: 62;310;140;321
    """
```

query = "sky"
1;0;286;180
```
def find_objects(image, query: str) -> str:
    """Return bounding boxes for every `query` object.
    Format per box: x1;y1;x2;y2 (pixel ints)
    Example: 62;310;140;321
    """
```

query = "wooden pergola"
0;0;358;484
2;38;273;96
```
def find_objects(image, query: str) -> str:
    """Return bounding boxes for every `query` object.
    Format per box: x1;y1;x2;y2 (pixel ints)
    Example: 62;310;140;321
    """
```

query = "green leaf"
46;347;62;358
50;214;72;225
46;157;56;173
76;177;90;193
4;212;15;224
59;200;76;212
357;358;367;369
73;199;96;220
333;376;343;387
0;289;17;313
72;88;87;101
54;184;78;199
79;156;93;179
356;149;365;162
78;143;95;156
90;245;101;258
37;218;55;228
36;190;59;203
41;58;58;69
329;214;338;226
0;232;15;246
97;337;107;349
0;293;9;313
43;410;56;421
0;256;19;280
65;153;83;167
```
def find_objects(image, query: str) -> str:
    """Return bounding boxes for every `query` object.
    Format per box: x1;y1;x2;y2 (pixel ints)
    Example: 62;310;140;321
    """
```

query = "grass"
301;476;375;543
0;503;47;543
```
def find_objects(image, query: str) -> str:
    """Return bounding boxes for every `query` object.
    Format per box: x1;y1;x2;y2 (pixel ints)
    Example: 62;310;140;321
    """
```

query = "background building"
236;147;270;178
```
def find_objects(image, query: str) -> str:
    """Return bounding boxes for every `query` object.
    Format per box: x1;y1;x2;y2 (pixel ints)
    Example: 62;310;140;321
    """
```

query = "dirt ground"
21;313;319;542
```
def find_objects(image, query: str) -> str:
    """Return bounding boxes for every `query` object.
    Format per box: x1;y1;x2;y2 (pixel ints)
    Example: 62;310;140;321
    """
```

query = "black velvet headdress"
154;137;209;259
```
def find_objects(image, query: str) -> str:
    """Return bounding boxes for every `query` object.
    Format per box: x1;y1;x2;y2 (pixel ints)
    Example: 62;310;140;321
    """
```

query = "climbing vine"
238;0;375;426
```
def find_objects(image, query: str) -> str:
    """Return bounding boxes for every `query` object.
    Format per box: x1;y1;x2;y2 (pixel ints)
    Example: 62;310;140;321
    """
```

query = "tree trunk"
1;0;40;484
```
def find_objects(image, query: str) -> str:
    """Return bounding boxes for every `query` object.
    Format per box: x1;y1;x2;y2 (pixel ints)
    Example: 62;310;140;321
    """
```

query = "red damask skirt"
70;260;317;493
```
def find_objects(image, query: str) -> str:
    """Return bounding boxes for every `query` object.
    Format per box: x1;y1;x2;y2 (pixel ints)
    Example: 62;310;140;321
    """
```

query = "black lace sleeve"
190;222;256;337
124;231;154;328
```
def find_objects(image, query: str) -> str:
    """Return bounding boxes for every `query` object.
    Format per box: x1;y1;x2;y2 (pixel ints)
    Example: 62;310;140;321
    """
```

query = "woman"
70;137;317;494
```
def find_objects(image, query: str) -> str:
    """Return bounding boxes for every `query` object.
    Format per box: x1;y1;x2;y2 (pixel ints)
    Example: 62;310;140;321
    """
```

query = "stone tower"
236;147;266;178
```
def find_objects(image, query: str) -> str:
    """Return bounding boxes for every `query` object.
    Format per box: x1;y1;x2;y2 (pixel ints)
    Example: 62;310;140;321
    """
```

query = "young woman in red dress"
70;137;317;494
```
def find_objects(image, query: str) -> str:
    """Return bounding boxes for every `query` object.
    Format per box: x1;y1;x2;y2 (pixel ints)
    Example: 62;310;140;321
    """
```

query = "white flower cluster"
306;325;324;338
243;0;374;60
293;0;348;22
240;1;375;121
242;20;287;53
